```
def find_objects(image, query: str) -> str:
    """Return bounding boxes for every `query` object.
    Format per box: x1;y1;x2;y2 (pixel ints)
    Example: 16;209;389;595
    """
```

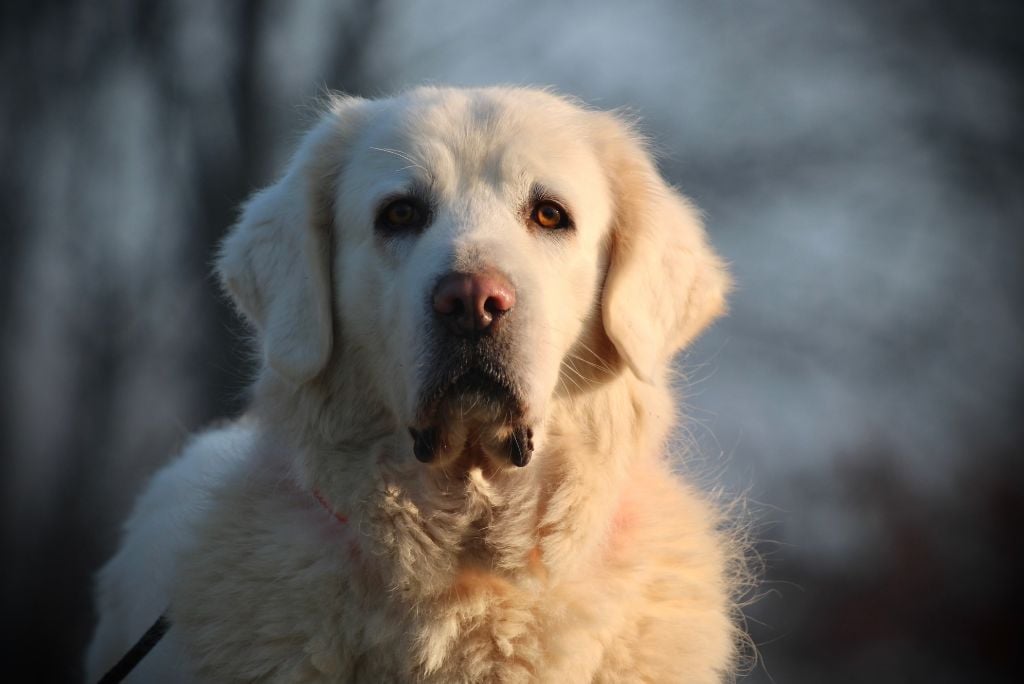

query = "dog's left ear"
217;96;367;385
595;114;732;383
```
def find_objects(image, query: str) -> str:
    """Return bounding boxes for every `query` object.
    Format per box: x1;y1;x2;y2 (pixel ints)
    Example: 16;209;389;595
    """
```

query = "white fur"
86;86;739;683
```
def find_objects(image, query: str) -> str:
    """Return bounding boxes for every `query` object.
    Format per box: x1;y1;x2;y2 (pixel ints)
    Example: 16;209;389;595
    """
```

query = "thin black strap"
97;612;171;684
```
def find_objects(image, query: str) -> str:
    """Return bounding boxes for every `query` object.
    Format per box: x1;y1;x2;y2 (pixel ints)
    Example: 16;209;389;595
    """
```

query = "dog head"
217;87;729;469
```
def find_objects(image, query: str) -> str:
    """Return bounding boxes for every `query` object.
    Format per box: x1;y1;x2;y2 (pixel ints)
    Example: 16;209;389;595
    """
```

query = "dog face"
217;87;729;469
333;89;615;466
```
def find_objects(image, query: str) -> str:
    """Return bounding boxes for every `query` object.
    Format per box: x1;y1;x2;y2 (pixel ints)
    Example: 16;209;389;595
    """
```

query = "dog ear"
217;97;366;385
596;115;732;383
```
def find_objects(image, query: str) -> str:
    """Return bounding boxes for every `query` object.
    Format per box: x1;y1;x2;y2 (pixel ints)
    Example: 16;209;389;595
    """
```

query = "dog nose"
432;270;515;336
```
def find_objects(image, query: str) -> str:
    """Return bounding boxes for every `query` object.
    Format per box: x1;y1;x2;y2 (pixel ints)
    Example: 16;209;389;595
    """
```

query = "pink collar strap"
312;488;349;524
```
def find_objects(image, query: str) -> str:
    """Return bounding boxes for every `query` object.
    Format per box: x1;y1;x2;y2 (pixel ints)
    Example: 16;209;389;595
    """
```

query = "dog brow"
369;146;429;175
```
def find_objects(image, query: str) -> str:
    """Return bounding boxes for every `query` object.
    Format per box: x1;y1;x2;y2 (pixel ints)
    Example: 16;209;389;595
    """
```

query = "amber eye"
378;198;428;231
531;200;570;230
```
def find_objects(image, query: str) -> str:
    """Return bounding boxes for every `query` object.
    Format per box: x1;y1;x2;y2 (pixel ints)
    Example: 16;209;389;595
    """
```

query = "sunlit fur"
86;86;741;682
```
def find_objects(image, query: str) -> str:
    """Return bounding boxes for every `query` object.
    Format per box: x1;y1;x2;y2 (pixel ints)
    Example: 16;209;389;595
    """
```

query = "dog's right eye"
377;198;429;232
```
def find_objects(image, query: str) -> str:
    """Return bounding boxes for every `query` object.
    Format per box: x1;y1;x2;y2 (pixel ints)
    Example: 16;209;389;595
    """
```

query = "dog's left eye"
378;198;428;231
531;200;572;230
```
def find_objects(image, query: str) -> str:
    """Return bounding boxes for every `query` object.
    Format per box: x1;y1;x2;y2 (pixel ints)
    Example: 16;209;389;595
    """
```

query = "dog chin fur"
86;86;744;683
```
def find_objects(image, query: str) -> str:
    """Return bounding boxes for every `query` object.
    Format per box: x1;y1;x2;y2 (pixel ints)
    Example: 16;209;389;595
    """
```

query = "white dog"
86;86;740;682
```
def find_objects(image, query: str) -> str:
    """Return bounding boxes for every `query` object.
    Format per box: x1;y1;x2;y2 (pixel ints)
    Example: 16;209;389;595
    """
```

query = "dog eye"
531;200;571;230
378;198;428;231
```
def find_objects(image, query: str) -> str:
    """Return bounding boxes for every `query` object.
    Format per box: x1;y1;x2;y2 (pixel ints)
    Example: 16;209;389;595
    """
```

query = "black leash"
97;612;171;683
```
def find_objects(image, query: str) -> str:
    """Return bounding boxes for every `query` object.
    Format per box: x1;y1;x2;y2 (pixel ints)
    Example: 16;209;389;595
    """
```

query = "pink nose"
432;270;516;336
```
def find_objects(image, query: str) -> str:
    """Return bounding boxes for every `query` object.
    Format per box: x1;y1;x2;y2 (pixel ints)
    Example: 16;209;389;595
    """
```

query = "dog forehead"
353;88;607;199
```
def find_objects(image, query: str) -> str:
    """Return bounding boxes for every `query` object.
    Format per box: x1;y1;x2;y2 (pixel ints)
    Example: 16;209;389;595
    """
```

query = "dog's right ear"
216;96;367;385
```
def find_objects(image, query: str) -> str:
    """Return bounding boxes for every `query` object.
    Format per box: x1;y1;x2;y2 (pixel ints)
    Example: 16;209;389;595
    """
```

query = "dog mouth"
410;366;534;468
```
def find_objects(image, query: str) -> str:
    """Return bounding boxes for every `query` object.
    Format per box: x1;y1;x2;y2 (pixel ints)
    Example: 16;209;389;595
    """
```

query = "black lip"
507;424;534;467
419;366;524;418
409;426;443;463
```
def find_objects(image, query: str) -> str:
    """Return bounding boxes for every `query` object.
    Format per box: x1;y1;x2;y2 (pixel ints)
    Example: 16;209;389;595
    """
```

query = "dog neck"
251;354;669;598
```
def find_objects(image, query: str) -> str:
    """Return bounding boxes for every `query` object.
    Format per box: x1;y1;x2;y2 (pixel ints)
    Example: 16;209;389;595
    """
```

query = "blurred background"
2;1;1021;681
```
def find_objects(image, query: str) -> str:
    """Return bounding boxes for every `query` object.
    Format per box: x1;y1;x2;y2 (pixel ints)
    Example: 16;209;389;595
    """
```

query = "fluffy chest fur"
170;385;735;683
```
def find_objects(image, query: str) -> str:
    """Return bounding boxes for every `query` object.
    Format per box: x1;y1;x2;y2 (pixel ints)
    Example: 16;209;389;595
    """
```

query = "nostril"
483;295;507;316
432;278;470;317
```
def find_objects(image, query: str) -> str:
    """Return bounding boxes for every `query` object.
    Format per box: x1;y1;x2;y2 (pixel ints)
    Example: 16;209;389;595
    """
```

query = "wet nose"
432;270;516;336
